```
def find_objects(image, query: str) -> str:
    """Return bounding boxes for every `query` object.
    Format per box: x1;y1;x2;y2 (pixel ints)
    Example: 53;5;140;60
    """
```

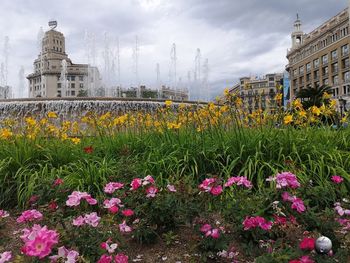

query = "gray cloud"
0;0;348;99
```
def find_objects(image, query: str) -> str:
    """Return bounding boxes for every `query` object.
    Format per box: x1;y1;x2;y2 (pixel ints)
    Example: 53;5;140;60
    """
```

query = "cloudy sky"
0;0;348;99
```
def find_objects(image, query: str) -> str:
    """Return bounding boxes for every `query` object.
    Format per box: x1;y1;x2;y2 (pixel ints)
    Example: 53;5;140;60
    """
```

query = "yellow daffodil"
284;115;293;125
47;112;58;118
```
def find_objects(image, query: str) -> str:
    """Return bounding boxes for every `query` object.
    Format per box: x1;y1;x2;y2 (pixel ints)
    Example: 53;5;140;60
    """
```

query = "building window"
306;63;311;72
344;58;350;69
299;66;304;75
323;67;328;75
306;73;311;82
71;90;76;96
314;70;319;79
342;44;349;56
79;76;84;81
293;69;298;76
333;75;339;85
71;83;75;89
70;76;76;81
324;79;329;86
344;71;350;83
313;58;319;68
57;83;61;89
79;83;84;89
322;54;328;65
332;63;338;74
331;50;338;61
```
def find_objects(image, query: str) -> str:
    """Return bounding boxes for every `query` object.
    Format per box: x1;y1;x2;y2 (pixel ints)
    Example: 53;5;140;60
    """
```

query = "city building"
286;7;349;108
27;21;102;98
0;86;12;99
230;73;284;113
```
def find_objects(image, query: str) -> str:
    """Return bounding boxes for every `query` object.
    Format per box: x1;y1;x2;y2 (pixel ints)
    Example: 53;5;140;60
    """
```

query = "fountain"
59;59;68;97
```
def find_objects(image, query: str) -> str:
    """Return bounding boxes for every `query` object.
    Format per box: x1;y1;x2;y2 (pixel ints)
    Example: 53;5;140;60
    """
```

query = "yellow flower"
71;137;81;145
224;88;230;96
322;92;331;100
274;93;283;101
0;128;12;140
299;111;307;118
292;99;302;109
47;112;58;118
311;106;321;116
341;116;347;123
284;115;293;125
25;117;36;126
165;100;172;107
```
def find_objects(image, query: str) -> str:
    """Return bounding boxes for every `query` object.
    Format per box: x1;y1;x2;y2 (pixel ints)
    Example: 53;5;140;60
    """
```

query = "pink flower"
84;212;100;227
243;216;272;231
143;175;155;185
167;184;177;192
130;178;142;191
72;213;101;227
100;240;118;254
0;210;9;218
98;254;113;263
50;246;79;263
199;178;216;192
334;203;350;216
200;224;212;233
282;192;293;202
211;228;220;239
146;186;158;198
66;191;97;207
28;195;39;205
103;198;122;209
122;209;134;217
291;197;306;213
119;220;132;233
224;176;253;189
17;209;43;223
115;253;129;263
0;251;12;263
104;182;124;194
299;255;315;263
210;185;223;196
299;237;315;251
331;176;344;184
53;178;64;187
20;224;59;259
72;216;85;227
275;172;300;189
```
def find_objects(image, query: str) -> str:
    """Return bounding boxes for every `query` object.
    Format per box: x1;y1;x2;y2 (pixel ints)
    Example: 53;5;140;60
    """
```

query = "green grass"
0;126;349;208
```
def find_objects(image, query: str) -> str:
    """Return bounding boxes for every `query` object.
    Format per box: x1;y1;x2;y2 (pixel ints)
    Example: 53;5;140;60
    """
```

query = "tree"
296;85;332;109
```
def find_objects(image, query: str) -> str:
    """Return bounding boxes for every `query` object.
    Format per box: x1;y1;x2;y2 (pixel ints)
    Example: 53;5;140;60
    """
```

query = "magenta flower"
20;224;59;259
210;228;220;239
119;220;132;233
167;184;177;192
331;176;344;184
224;176;253;189
98;254;113;263
281;192;293;202
200;224;212;233
53;178;64;187
130;178;142;191
146;186;159;198
0;251;12;263
210;185;223;196
275;172;300;189
122;209;134;217
115;253;129;263
16;209;43;223
0;210;9;218
198;178;216;192
291;197;306;213
243;216;272;231
104;182;124;194
100;240;118;254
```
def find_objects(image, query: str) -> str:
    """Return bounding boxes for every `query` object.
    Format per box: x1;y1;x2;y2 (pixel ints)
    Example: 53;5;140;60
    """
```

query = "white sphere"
315;236;332;254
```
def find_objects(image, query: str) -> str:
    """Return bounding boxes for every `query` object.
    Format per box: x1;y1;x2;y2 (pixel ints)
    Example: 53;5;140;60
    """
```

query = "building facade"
286;7;350;107
230;73;283;113
27;22;101;98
